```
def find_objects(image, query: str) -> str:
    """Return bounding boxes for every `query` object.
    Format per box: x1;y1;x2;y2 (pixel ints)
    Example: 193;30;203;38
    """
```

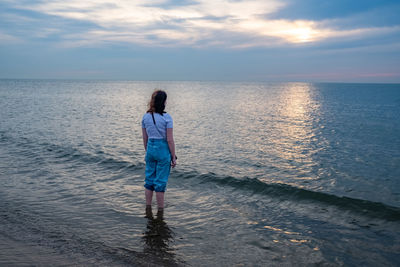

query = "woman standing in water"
142;90;176;211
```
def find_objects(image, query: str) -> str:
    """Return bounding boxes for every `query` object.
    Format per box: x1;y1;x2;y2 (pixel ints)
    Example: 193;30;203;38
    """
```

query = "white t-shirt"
142;112;173;140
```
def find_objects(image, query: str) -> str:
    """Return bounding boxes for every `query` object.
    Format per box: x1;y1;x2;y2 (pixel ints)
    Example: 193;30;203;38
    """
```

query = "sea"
0;79;399;266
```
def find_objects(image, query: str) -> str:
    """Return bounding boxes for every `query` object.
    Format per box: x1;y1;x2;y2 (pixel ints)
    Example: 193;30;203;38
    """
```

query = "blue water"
0;80;399;266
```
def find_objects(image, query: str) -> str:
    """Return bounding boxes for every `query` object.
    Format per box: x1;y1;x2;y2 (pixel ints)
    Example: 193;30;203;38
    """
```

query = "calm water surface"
0;80;399;266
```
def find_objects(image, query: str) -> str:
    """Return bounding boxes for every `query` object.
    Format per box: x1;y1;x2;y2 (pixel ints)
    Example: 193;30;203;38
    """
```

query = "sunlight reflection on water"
267;83;322;186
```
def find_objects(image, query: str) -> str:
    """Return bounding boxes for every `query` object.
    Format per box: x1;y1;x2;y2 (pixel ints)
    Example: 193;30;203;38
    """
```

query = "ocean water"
0;79;399;266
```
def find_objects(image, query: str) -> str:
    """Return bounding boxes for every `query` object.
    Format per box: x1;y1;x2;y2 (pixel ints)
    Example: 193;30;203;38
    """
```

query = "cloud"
271;0;400;21
0;31;22;44
2;0;400;49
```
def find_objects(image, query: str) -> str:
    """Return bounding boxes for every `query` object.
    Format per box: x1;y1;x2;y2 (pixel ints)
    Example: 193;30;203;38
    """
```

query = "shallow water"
0;80;399;266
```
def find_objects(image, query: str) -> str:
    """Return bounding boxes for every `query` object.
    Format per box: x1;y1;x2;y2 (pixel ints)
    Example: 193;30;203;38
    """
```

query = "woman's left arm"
167;128;176;168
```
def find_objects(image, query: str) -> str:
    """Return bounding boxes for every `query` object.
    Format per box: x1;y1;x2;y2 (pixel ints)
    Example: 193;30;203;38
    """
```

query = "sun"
280;21;319;43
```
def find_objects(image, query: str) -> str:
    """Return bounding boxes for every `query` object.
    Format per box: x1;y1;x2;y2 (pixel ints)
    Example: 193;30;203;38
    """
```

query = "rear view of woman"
141;90;176;211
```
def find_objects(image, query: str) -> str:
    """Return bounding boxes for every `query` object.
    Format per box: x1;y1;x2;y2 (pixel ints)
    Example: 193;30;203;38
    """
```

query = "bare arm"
166;128;176;167
142;128;148;151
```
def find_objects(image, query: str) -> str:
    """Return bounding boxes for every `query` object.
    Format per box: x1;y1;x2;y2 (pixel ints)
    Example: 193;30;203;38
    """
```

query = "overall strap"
151;112;164;137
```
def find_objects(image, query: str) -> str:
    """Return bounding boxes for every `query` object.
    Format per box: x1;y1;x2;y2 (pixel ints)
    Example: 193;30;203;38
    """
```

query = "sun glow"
238;19;321;43
282;23;318;43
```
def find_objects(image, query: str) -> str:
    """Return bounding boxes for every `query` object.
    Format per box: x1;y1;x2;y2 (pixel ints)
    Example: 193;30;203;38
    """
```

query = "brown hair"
147;90;167;114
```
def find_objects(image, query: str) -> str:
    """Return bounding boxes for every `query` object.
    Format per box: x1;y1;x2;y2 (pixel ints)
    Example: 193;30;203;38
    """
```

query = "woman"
142;90;176;211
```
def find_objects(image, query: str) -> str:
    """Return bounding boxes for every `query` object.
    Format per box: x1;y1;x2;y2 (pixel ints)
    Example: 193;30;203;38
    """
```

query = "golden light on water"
222;82;324;184
290;239;308;243
275;83;317;158
279;83;315;119
264;83;322;185
264;225;298;235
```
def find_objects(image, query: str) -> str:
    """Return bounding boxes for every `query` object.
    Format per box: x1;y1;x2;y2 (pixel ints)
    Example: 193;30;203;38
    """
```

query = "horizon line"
0;78;399;85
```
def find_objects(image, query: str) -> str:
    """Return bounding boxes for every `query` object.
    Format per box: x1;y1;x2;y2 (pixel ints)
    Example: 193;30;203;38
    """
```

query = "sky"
0;0;399;82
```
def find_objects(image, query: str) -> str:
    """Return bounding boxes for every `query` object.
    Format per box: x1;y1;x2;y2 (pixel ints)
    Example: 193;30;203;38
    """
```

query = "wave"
174;171;400;221
0;132;144;172
2;131;399;221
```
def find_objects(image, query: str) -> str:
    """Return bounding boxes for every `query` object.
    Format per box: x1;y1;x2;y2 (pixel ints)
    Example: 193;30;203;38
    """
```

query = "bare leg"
156;192;165;209
145;189;153;206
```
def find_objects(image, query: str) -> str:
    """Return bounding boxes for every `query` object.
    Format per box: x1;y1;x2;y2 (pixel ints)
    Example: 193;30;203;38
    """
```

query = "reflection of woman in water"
142;90;177;210
143;207;176;265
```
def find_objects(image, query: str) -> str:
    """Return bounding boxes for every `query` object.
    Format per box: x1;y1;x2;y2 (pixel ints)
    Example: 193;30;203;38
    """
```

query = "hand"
171;158;177;168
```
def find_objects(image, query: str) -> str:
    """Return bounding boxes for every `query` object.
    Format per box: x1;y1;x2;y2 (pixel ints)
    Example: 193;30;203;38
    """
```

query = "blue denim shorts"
144;139;171;192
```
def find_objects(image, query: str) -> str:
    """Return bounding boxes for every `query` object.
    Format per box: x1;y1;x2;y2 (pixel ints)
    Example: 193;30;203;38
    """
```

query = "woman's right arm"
166;128;176;168
142;128;148;151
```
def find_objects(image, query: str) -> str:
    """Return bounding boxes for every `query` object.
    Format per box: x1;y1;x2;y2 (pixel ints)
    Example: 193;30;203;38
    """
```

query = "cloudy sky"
1;0;399;82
